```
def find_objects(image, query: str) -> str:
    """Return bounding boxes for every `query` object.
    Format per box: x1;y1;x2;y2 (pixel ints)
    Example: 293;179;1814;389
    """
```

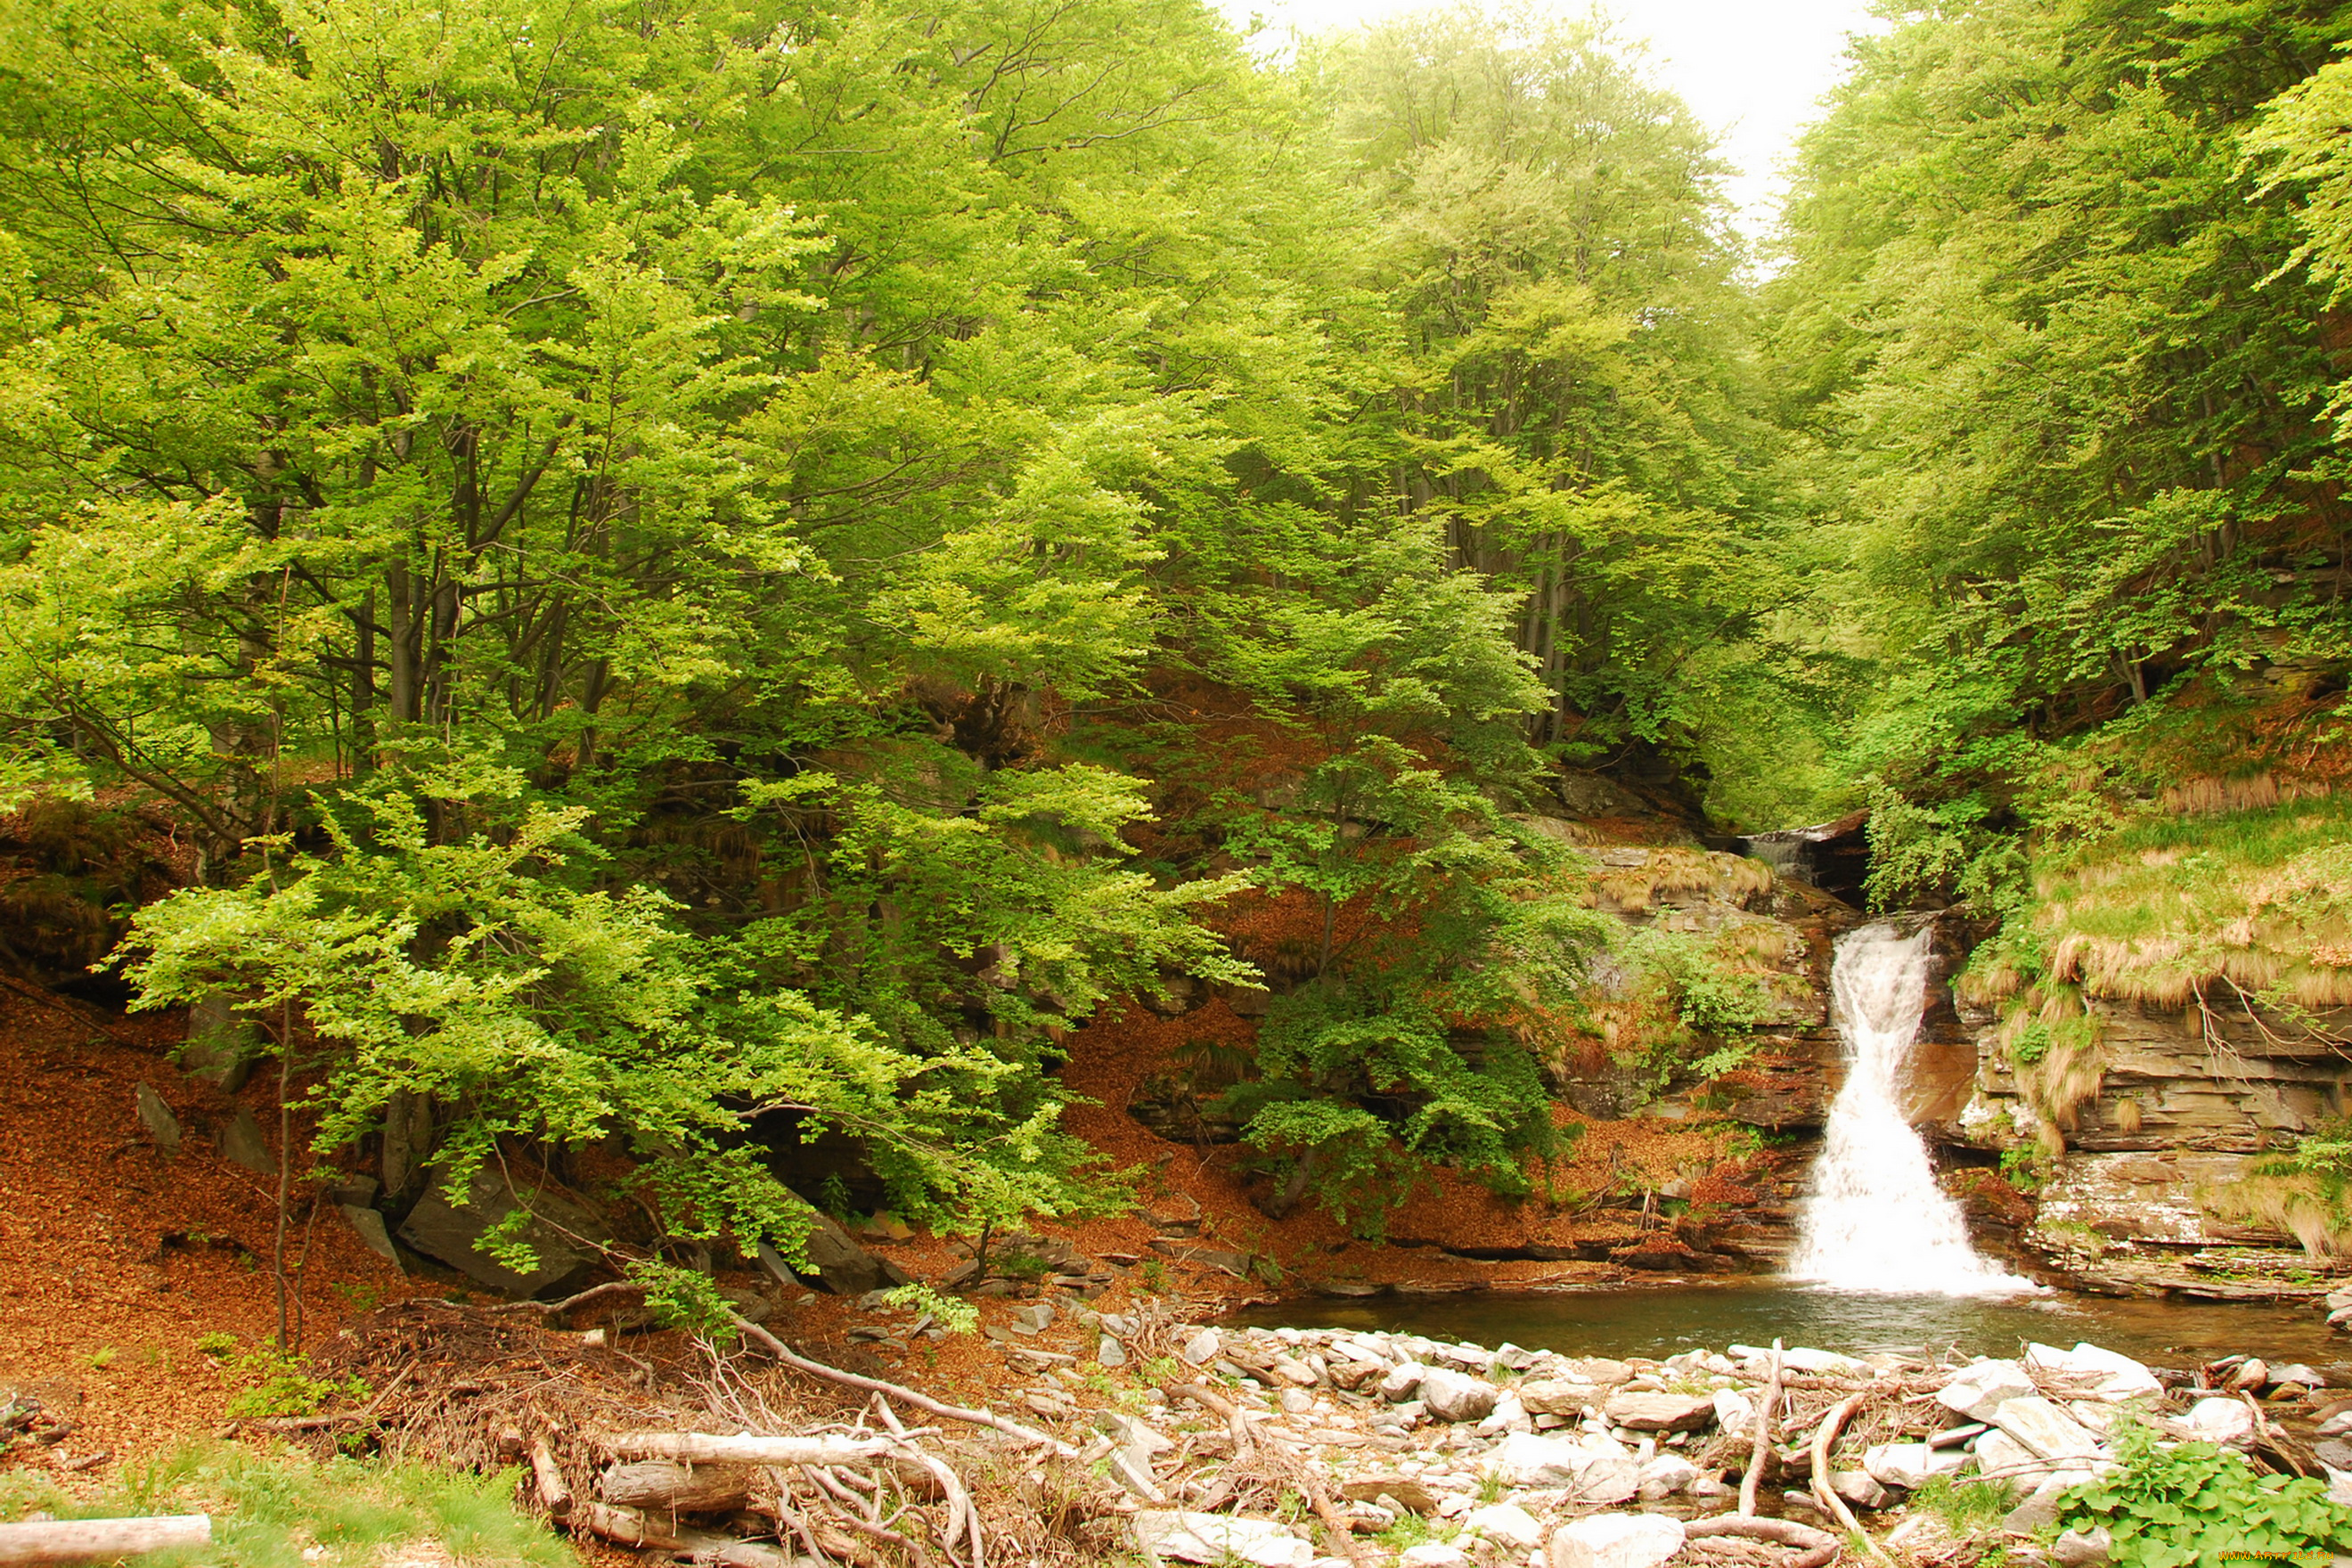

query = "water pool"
1230;1281;2352;1378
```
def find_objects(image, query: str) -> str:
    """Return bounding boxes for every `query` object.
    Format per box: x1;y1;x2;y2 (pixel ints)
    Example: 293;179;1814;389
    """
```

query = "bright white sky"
1219;0;1890;239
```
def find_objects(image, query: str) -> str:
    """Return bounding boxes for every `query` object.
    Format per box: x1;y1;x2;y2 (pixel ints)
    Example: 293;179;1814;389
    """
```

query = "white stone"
2183;1397;2256;1447
1420;1368;1501;1424
1711;1389;1754;1433
1939;1360;2038;1422
2025;1342;2162;1401
1378;1361;1428;1402
1989;1395;2104;1461
1863;1441;1965;1490
2319;1409;2352;1438
1572;1457;1641;1506
1518;1379;1597;1417
1488;1432;1593;1486
1602;1391;1715;1432
1464;1503;1544;1549
2273;1364;2324;1390
1270;1354;1319;1386
1278;1388;1312;1414
1132;1510;1310;1567
1545;1513;1686;1568
1830;1469;1889;1509
1780;1348;1871;1376
2054;1526;2113;1566
1399;1546;1472;1568
2004;1471;2094;1534
2327;1466;2352;1508
1635;1454;1699;1499
1180;1328;1221;1367
1972;1429;2048;1482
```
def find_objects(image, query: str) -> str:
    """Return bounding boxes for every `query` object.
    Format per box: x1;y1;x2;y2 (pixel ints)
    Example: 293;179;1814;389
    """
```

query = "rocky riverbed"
1078;1311;2352;1567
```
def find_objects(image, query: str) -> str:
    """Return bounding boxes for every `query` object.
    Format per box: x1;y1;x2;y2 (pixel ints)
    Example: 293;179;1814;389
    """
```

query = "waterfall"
1791;922;2033;1294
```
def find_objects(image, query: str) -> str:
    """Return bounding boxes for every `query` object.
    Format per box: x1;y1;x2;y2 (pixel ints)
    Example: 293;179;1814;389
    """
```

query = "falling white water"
1791;923;2035;1294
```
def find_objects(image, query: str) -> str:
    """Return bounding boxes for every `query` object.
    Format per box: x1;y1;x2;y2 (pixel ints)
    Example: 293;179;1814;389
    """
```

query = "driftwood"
0;1515;211;1565
729;1314;1080;1458
598;1458;754;1512
1739;1338;1782;1518
1807;1389;1894;1568
1164;1381;1255;1458
1684;1515;1840;1568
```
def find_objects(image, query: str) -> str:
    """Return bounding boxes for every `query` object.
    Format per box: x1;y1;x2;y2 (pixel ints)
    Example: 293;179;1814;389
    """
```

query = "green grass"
1910;1471;2020;1531
0;1442;573;1568
1995;796;2352;1011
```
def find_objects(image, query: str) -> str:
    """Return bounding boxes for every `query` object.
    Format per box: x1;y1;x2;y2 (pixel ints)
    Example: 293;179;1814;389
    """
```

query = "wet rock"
1464;1503;1542;1549
134;1084;180;1156
1132;1510;1309;1567
1546;1513;1685;1568
1602;1391;1715;1432
1419;1368;1499;1424
396;1166;608;1296
1938;1360;2037;1421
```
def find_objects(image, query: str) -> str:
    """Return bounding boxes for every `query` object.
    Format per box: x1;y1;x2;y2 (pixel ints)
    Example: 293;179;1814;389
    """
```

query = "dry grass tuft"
2198;1173;2352;1259
1592;850;1776;914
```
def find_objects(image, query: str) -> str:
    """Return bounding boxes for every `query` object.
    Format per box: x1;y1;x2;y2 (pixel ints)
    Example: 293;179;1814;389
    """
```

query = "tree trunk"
0;1516;210;1564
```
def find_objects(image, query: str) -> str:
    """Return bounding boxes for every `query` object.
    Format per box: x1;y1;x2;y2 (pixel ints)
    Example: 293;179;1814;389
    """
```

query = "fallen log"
1683;1515;1838;1568
528;1436;571;1519
598;1459;754;1513
0;1515;211;1565
603;1432;894;1467
572;1500;797;1568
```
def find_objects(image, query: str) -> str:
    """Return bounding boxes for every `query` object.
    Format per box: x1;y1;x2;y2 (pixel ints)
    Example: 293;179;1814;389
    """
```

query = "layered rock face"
1926;940;2352;1299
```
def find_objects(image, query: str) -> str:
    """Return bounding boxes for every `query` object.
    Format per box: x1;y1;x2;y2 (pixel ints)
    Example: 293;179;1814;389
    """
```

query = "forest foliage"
0;0;2348;1257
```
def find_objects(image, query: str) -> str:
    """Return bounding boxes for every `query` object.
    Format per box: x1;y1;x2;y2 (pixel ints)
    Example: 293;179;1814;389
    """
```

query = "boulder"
1830;1470;1889;1509
216;1108;273;1176
1180;1328;1222;1367
1488;1432;1606;1487
2004;1470;2095;1534
2183;1397;2256;1446
134;1084;181;1156
1564;1357;1636;1386
2054;1526;2113;1567
1863;1441;1964;1490
1132;1511;1310;1568
1339;1476;1438;1513
1989;1396;2103;1462
797;1211;911;1296
1376;1361;1427;1402
1972;1429;2046;1482
1399;1547;1471;1568
2025;1342;2162;1401
1938;1360;2037;1421
1602;1391;1715;1432
1518;1378;1598;1417
1635;1455;1700;1499
1269;1354;1319;1386
1418;1368;1499;1424
1711;1388;1755;1433
2272;1363;2324;1390
1546;1513;1685;1568
1572;1456;1642;1507
1779;1348;1870;1376
396;1166;609;1295
339;1205;402;1267
1463;1503;1543;1549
